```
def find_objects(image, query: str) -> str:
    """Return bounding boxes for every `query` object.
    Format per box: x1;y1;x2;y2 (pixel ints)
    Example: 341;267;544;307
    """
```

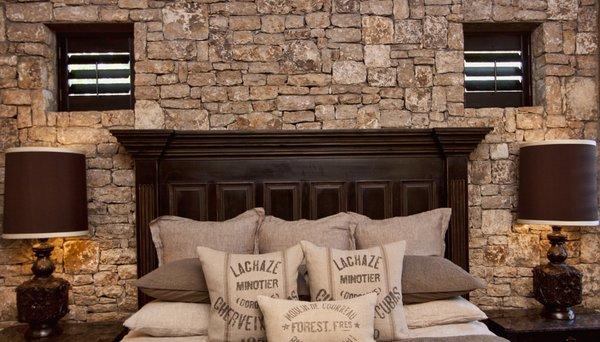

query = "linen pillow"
257;293;378;342
134;259;209;303
197;244;304;342
402;256;486;304
258;212;356;253
350;208;452;256
404;297;487;329
301;240;409;341
150;208;264;265
123;301;209;337
122;330;208;342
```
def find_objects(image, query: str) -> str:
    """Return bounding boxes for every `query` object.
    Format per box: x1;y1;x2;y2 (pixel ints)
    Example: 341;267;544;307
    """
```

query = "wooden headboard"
112;128;490;306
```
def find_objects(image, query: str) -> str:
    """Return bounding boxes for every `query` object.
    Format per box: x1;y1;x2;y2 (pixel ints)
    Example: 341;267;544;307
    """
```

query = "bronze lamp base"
533;227;582;320
15;239;69;338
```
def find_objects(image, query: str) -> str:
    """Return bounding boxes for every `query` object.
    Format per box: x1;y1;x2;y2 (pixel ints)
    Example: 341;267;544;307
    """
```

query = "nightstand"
484;309;600;341
0;321;126;342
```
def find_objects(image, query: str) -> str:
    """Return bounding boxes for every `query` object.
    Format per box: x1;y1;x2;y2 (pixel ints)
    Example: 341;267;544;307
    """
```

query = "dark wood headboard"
112;128;490;306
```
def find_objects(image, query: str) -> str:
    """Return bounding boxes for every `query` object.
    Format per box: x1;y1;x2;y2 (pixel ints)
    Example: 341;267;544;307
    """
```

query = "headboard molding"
112;128;491;307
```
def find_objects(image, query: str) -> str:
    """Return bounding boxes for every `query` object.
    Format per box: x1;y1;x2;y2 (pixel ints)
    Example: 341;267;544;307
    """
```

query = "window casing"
53;24;134;111
464;27;533;108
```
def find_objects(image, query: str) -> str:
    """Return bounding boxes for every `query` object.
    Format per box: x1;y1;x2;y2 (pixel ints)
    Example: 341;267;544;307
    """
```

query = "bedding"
134;258;209;303
150;208;265;265
258;293;378;342
350;208;452;256
196;244;304;342
402;256;486;304
301;240;409;341
404;297;487;329
123;301;209;337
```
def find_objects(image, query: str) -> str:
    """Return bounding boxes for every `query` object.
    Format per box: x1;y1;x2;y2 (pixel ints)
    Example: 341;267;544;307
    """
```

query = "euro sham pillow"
257;293;378;342
301;240;409;341
123;301;209;337
133;258;209;303
402;256;486;304
197;244;304;342
150;208;264;265
349;208;452;256
258;212;356;253
404;297;487;329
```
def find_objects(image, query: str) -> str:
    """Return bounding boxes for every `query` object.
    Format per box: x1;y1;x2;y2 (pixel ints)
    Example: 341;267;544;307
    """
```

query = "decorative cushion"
257;293;378;342
123;301;209;337
404;297;487;329
350;208;452;256
258;212;356;253
402;256;486;304
301;240;409;341
150;208;264;265
197;244;304;342
122;330;207;342
133;259;209;303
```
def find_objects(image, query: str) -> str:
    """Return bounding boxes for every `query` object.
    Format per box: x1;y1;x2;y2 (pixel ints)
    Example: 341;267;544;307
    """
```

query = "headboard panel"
112;128;490;307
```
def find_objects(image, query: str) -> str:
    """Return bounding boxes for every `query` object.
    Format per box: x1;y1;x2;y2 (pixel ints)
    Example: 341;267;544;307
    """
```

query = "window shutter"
464;32;531;108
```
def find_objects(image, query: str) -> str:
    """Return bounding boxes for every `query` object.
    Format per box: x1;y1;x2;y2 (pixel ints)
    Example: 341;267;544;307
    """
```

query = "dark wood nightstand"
484;309;600;342
0;321;127;342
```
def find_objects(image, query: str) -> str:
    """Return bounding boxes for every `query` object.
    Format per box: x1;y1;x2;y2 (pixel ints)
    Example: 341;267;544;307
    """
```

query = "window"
52;24;134;111
464;25;533;108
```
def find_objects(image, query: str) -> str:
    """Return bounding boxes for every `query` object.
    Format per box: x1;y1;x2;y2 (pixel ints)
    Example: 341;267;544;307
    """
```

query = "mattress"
121;321;507;341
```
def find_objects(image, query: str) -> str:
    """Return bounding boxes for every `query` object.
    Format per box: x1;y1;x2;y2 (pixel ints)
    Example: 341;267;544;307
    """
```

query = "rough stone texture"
0;0;599;325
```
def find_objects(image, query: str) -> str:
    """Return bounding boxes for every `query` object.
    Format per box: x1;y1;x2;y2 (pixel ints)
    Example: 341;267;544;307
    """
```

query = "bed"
112;128;505;341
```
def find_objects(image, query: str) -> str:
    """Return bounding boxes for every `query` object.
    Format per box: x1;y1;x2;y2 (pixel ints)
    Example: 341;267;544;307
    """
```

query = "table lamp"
2;147;88;338
518;140;598;320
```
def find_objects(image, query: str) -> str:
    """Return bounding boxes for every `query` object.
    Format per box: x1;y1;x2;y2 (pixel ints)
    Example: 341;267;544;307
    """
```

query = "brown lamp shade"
2;147;89;239
518;140;599;226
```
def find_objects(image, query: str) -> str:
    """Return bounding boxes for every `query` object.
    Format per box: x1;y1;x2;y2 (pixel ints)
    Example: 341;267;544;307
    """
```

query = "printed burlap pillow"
196;244;304;342
257;293;378;342
301;240;409;341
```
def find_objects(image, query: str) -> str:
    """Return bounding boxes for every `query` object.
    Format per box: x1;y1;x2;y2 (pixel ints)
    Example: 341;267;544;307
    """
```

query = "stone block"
134;100;164;129
332;61;367;84
482;210;513;235
64;240;100;275
6;2;53;22
277;96;315;111
362;16;394;44
394;20;422;44
162;2;209;40
148;41;196;60
364;45;391;67
54;6;99;21
565;77;597;120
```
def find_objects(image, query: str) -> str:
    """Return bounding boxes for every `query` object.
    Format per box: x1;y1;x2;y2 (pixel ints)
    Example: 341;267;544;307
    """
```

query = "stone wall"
0;0;598;324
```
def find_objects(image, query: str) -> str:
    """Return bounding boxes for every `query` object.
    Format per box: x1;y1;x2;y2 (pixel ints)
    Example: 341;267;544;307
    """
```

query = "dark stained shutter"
55;25;134;111
464;31;532;108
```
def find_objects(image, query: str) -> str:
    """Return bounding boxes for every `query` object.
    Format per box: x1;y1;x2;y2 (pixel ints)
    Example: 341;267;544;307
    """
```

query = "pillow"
150;208;264;265
258;212;356;253
133;259;209;303
349;208;452;256
404;297;487;329
257;293;378;342
301;240;409;341
402;256;486;304
197;244;304;342
122;330;207;341
123;301;209;337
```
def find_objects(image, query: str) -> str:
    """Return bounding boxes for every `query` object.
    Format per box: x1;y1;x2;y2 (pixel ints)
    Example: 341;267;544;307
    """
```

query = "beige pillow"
258;293;378;342
301;240;409;341
350;208;452;256
404;297;487;329
197;244;304;342
123;301;209;337
150;208;265;265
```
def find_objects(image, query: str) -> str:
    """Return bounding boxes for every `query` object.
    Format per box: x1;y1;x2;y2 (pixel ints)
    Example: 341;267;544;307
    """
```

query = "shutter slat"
68;54;130;64
69;83;131;95
465;81;496;91
69;69;130;79
465;66;522;77
464;53;522;63
497;79;522;91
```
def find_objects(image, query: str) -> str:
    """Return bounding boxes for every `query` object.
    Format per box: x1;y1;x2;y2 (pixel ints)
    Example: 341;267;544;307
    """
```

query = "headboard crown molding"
110;128;492;158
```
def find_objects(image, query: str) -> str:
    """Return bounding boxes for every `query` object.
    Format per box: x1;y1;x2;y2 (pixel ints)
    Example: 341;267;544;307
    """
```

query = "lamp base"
15;239;69;338
532;227;582;321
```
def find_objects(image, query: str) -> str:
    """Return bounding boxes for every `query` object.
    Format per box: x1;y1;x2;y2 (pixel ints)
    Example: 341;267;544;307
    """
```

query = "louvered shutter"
464;32;531;108
58;31;133;111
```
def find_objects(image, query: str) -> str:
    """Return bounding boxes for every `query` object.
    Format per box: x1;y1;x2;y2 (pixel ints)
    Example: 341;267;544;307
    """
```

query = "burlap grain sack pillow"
350;208;452;256
301;240;409;341
150;208;265;265
197;244;304;342
257;292;378;342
